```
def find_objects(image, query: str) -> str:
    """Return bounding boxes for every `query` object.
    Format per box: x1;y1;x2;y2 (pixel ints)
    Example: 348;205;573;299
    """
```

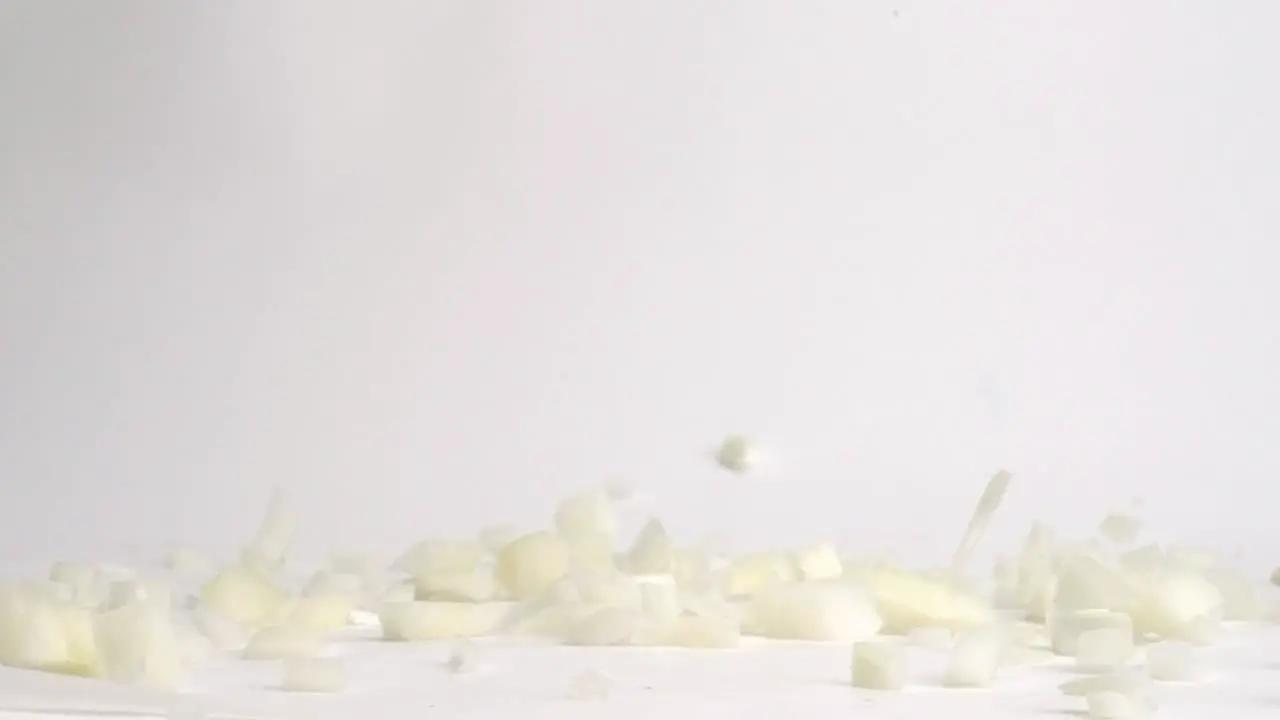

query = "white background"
1;1;1278;573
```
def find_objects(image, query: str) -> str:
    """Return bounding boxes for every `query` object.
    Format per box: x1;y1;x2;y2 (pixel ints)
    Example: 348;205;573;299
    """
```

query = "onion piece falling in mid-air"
951;469;1012;575
715;434;756;474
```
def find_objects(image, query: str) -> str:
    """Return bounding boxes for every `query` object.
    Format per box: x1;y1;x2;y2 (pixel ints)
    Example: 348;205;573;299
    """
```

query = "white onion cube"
625;519;672;574
495;532;570;599
794;543;843;581
1075;626;1134;673
638;576;681;625
94;600;184;689
564;607;642;646
851;641;905;690
1098;513;1142;546
746;582;881;642
242;625;323;660
413;568;496;602
379;601;508;641
715;434;755;473
662;614;740;648
1060;668;1150;697
908;627;953;649
1051;610;1132;656
943;629;1003;687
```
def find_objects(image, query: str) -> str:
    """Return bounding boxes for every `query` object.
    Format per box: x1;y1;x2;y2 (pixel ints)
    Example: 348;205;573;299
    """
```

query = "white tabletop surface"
1;622;1278;720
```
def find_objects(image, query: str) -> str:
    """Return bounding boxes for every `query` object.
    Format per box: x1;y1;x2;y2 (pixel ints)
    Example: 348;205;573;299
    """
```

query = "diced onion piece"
1098;513;1142;546
573;571;642;610
95;600;185;689
395;539;484;577
174;623;212;666
379;601;509;641
101;582;137;612
200;565;288;628
951;470;1012;573
49;562;98;604
287;593;355;631
1053;557;1137;615
1270;566;1280;587
0;591;99;678
563;607;642;646
93;563;137;584
192;608;246;651
492;576;582;635
850;565;994;633
554;489;618;570
1020;566;1056;622
506;601;592;638
1086;691;1154;719
103;579;171;613
565;668;612;700
662;615;740;648
22;580;75;604
1001;646;1055;667
1203;565;1261;621
1146;642;1206;682
1119;545;1164;575
795;543;843;581
1164;547;1219;572
907;627;953;649
1050;610;1132;657
1169;614;1221;645
715;434;755;473
3;591;71;672
347;609;377;628
478;525;522;554
1060;668;1150;697
637;575;680;625
943;628;1004;687
1014;523;1057;621
1131;571;1222;639
1058;537;1112;563
53;602;99;676
669;547;712;588
1075;626;1134;673
851;641;906;690
745;582;881;642
282;657;345;693
496;531;570;600
303;571;363;599
382;582;416;604
413;568;496;603
992;556;1020;608
724;553;797;597
1007;621;1048;648
680;589;740;622
242;625;323;660
625;519;672;574
250;490;297;567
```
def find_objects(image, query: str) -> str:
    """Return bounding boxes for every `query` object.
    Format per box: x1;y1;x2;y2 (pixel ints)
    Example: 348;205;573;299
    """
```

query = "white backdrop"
1;1;1278;573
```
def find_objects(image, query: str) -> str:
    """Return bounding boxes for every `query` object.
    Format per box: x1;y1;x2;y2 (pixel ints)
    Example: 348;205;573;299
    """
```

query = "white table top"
2;623;1278;720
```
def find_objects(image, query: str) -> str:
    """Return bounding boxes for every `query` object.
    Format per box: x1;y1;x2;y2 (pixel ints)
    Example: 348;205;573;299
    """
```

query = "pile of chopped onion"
0;462;1268;720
